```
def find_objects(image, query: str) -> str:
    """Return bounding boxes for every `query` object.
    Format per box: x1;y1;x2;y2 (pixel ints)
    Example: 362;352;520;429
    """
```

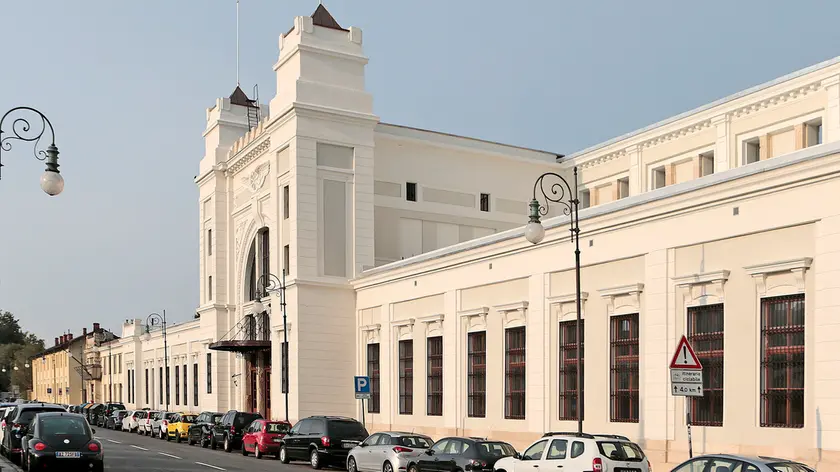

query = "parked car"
410;437;515;472
121;410;143;433
105;410;127;430
279;415;369;469
494;433;649;472
167;413;198;443
211;410;263;452
0;402;66;463
241;419;291;459
0;406;13;454
347;431;433;472
20;412;103;472
187;411;223;447
153;412;179;440
139;410;161;435
670;454;815;472
97;403;126;427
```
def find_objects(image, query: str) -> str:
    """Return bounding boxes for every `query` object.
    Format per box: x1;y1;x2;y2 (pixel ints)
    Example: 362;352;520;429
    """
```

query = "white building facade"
95;5;840;470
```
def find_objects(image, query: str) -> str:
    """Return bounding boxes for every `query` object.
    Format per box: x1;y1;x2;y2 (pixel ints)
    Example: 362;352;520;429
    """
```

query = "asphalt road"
91;427;320;472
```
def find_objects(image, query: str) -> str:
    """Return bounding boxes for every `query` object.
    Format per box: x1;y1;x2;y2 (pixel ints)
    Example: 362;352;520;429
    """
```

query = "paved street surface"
92;427;317;472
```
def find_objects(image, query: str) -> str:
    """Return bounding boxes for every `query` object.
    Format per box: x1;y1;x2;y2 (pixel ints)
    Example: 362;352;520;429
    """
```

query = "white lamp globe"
252;299;265;314
524;221;546;244
40;170;64;196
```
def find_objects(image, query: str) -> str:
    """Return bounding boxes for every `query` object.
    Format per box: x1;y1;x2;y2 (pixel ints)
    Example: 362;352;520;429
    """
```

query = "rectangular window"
283;185;290;219
806;119;823;146
617;178;629;199
579;189;591;209
467;332;486;417
283;245;290;277
406;182;417;202
260;229;270;283
119;383;123;402
505;327;526;420
367;343;380;413
166;366;170;406
145;369;149;405
281;342;288;394
761;294;805;428
480;193;490;212
159;367;163;404
398;340;413;415
193;363;199;406
206;354;212;394
175;366;180;405
652;166;666;189
183;363;187;408
610;314;640;423
745;138;761;164
700;151;715;177
427;337;443;416
207;229;212;256
559;320;584;421
688;304;724;426
208;276;213;301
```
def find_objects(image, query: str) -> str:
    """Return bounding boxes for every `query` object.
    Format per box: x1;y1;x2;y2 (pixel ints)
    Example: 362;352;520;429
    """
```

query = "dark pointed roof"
311;4;346;31
229;85;256;107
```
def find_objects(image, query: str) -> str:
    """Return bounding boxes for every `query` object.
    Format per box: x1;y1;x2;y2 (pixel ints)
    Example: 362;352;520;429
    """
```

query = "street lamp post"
146;311;168;411
252;272;288;422
0;107;65;195
525;167;583;434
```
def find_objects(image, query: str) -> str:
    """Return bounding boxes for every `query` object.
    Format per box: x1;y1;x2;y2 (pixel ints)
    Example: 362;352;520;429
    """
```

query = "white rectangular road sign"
671;369;702;384
672;383;703;397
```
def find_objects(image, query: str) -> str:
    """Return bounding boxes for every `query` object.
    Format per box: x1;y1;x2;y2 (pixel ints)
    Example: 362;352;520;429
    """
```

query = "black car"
409;437;517;472
96;403;126;427
210;410;262;452
105;410;128;430
0;403;67;463
279;416;369;469
188;411;223;447
21;412;103;472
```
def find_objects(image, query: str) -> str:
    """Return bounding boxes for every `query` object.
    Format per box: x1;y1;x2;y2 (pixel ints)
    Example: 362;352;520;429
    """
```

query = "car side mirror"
425;449;434;456
359;442;367;448
514;453;521;460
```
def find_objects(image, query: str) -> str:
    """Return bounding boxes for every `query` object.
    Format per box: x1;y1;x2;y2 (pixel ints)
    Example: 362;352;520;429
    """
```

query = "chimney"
55;337;59;346
68;333;73;341
82;328;87;336
93;323;100;332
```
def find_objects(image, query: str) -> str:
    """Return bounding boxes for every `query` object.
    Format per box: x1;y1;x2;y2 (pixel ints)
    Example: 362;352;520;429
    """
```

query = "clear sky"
2;0;839;342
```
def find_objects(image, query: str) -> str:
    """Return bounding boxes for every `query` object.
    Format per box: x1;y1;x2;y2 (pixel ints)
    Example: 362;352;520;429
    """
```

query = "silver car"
671;454;814;472
347;432;433;472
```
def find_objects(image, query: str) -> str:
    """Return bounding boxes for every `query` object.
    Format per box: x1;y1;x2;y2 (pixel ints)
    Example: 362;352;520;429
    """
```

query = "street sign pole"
669;335;703;460
686;405;692;458
354;376;371;428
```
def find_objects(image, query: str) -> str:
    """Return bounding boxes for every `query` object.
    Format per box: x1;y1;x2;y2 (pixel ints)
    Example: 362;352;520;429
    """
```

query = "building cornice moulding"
227;138;271;176
391;318;415;328
672;270;731;287
417;314;444;324
598;283;645;298
493;301;529;313
744;258;813;276
458;307;489;318
547;292;589;305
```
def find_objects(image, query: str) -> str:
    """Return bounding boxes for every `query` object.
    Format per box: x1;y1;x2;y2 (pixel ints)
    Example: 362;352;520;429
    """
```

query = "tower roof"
229;85;256;107
311;4;346;31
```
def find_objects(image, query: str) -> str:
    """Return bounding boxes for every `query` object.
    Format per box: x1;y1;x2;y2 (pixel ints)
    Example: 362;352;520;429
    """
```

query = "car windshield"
400;436;433;448
165;413;179;420
212;414;223;423
327;420;368;437
769;463;815;472
181;415;197;423
596;441;645;461
18;408;65;425
40;416;90;438
266;423;290;433
235;414;261;427
476;442;516;458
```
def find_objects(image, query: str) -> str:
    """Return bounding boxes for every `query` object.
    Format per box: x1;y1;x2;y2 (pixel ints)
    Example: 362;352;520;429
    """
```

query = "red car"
241;419;291;459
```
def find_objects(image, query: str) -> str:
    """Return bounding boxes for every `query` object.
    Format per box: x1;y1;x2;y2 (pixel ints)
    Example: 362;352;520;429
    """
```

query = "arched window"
259;228;270;286
245;240;257;301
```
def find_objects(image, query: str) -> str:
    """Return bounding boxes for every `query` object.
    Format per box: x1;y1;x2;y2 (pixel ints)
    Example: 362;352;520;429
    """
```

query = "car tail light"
592;457;603;471
162;420;168;426
230;425;237;434
33;442;46;451
88;443;100;452
646;458;652;471
468;459;488;469
12;423;22;430
393;446;413;454
321;436;331;447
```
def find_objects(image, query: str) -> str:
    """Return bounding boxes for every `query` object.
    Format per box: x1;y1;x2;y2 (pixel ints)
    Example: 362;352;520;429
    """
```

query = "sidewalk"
0;453;21;472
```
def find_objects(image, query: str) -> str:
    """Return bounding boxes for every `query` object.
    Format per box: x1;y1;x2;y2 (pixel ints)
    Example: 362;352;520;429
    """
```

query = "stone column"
627;145;642;195
711;114;731;172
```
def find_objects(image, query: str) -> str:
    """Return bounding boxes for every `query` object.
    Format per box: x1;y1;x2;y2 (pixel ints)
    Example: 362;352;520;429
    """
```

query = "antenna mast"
236;0;240;85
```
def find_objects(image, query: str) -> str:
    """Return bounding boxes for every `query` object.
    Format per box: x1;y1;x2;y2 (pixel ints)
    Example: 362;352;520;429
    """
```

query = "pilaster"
711;114;731;172
822;75;840;143
526;274;546;433
626;145;642;195
643;249;670;455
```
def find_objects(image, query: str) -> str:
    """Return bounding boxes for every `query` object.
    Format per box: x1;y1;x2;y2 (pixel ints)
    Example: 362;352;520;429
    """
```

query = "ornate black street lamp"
525;167;584;434
0;107;64;195
252;272;288;422
145;311;169;411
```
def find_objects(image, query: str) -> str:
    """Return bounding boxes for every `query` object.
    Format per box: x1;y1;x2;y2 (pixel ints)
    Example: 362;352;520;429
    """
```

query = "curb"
0;454;22;472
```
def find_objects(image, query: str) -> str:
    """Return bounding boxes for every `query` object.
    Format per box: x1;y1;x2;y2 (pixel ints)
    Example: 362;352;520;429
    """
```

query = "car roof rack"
542;432;595;439
592;434;630;441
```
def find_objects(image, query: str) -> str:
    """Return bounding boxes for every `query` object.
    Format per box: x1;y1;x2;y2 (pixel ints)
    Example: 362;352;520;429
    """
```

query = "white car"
493;433;651;472
139;410;160;435
154;412;179;440
0;407;12;450
121;410;143;432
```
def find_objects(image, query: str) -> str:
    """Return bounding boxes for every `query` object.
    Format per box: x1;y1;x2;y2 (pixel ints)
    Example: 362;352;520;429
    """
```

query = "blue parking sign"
354;376;371;399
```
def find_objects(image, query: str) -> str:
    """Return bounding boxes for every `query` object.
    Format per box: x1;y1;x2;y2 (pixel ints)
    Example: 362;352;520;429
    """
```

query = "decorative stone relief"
548;292;589;322
360;324;381;344
418;314;444;337
599;283;644;315
673;270;730;305
458;307;488;332
391;319;415;341
745;258;812;296
242;162;270;193
494;301;528;328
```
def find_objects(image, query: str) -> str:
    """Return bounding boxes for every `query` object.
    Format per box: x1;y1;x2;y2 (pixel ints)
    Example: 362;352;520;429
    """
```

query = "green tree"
0;311;25;345
0;310;45;397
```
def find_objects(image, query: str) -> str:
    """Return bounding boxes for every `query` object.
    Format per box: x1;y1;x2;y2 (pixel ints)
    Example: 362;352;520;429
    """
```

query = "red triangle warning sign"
670;335;702;369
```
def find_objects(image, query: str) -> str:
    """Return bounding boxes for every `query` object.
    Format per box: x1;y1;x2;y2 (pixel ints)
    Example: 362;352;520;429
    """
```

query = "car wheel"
384;460;394;472
279;446;289;464
224;435;232;453
242;443;248;456
348;457;358;472
201;435;208;448
176;433;182;443
255;446;262;460
408;465;419;472
310;448;322;469
210;435;217;450
188;434;195;446
166;433;171;442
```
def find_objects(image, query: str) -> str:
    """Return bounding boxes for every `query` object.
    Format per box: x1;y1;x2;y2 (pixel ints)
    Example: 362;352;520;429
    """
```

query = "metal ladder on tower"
246;84;261;130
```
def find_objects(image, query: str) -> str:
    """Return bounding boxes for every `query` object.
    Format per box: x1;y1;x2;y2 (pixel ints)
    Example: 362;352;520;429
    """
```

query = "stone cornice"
227;138;271;176
744;258;813;276
672;270;731;287
547;292;589;305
